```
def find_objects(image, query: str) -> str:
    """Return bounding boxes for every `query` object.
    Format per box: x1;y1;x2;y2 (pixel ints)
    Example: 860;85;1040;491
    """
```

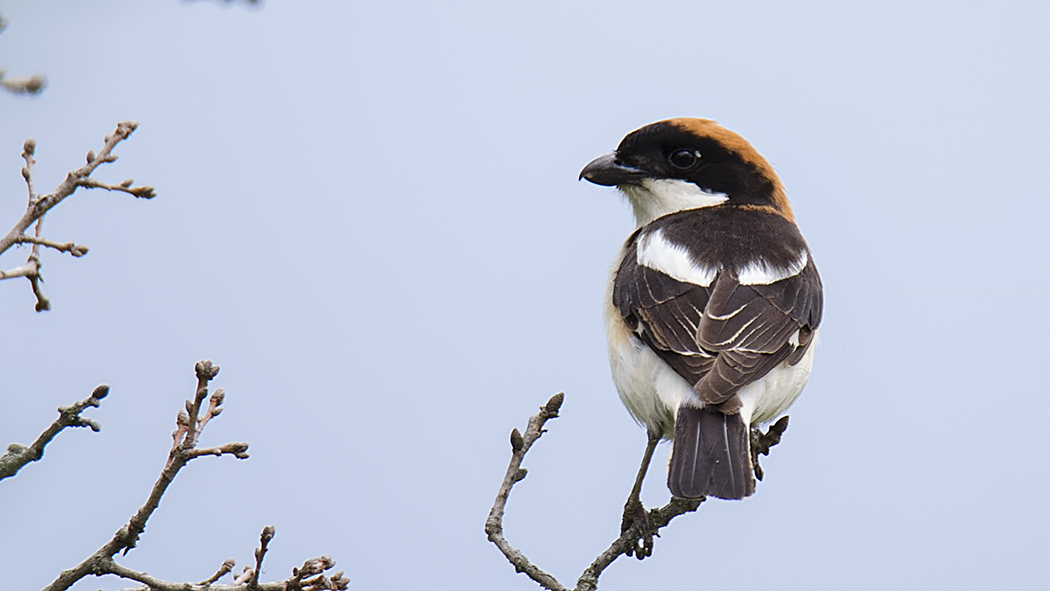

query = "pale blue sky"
2;1;1048;589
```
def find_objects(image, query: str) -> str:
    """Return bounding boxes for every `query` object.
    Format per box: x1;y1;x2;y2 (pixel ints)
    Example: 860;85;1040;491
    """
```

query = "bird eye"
668;149;699;170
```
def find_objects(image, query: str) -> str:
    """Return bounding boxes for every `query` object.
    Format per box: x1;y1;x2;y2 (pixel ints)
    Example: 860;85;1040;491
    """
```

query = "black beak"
579;152;644;186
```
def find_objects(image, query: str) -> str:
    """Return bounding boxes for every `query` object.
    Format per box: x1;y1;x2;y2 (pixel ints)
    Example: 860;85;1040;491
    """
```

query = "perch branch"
491;394;784;590
0;384;109;481
574;497;703;591
485;393;568;591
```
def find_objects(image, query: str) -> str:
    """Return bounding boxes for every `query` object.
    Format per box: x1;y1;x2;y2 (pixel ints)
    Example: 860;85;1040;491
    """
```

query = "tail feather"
668;406;754;500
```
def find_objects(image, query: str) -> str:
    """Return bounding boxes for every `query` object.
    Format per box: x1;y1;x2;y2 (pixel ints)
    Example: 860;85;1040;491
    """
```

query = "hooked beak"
579;152;645;186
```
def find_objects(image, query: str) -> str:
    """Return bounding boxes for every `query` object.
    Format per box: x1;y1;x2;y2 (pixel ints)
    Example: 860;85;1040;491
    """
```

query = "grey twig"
110;536;347;591
0;72;46;94
485;393;570;591
198;557;237;585
110;547;347;591
11;235;88;257
41;361;349;591
485;393;706;591
573;497;703;591
248;525;275;589
1;122;155;311
43;361;248;591
0;14;47;95
0;384;109;481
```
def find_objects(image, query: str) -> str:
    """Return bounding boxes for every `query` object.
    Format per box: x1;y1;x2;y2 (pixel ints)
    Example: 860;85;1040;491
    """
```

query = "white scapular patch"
737;250;808;285
637;229;717;287
621;179;728;226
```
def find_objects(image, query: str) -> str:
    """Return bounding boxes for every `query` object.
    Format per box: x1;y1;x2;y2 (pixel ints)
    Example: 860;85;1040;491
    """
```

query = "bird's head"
580;118;792;226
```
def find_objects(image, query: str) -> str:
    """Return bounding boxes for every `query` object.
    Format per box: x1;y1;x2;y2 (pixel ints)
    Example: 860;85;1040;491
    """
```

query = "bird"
580;118;823;509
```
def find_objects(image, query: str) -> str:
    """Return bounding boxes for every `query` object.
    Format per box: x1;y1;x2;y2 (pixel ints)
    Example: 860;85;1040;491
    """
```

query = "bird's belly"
606;309;692;439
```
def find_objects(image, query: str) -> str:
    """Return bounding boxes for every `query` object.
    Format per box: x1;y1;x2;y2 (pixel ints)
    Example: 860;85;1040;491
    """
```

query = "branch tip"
195;360;220;381
544;392;564;417
91;384;110;400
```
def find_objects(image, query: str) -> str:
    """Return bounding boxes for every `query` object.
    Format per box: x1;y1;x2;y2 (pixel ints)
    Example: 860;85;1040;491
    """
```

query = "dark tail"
668;406;754;500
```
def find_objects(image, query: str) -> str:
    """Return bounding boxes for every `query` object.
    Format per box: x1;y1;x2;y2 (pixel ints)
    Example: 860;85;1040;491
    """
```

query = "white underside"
604;272;816;438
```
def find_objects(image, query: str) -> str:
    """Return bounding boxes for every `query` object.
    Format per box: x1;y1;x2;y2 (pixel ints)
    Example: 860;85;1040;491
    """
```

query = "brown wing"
692;261;821;406
613;227;822;407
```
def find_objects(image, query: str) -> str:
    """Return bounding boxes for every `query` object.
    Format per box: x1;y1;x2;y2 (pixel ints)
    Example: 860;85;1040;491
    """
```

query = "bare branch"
0;260;35;279
12;235;88;257
249;525;275;589
574;497;703;591
22;137;37;201
0;384;109;481
77;177;157;199
0;15;47;95
42;361;348;591
485;393;569;591
486;394;707;591
0;72;47;94
108;548;348;591
43;361;247;591
1;121;154;310
199;557;237;585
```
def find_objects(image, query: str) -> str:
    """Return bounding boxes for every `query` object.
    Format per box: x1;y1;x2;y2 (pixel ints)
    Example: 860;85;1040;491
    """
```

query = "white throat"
620;179;728;226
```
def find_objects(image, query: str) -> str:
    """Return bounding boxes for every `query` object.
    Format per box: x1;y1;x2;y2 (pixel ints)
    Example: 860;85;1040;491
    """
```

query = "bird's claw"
621;496;654;560
750;415;789;481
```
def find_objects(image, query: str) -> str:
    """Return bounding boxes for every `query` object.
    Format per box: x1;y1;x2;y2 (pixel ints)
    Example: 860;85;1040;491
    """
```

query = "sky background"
1;1;1048;589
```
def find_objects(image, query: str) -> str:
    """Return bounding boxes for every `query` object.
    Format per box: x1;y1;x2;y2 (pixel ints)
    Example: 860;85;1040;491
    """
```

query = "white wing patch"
637;229;717;287
737;250;808;286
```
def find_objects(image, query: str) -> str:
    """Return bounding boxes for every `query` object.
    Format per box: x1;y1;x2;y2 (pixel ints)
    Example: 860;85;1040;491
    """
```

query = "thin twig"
249;526;275;589
0;15;47;96
485;393;570;591
0;122;152;256
183;360;219;449
0;14;46;98
0;384;109;481
486;394;709;591
1;122;155;310
43;362;247;591
574;497;703;591
14;235;88;257
198;557;237;585
0;73;46;94
77;177;158;199
41;361;348;591
112;553;347;591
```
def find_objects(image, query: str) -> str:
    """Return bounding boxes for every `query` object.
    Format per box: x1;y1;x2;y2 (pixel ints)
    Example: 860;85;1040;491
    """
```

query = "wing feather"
612;215;822;409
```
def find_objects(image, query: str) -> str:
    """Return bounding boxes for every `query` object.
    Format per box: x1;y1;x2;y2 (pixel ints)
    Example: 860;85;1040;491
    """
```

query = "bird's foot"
621;495;655;560
750;415;789;481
